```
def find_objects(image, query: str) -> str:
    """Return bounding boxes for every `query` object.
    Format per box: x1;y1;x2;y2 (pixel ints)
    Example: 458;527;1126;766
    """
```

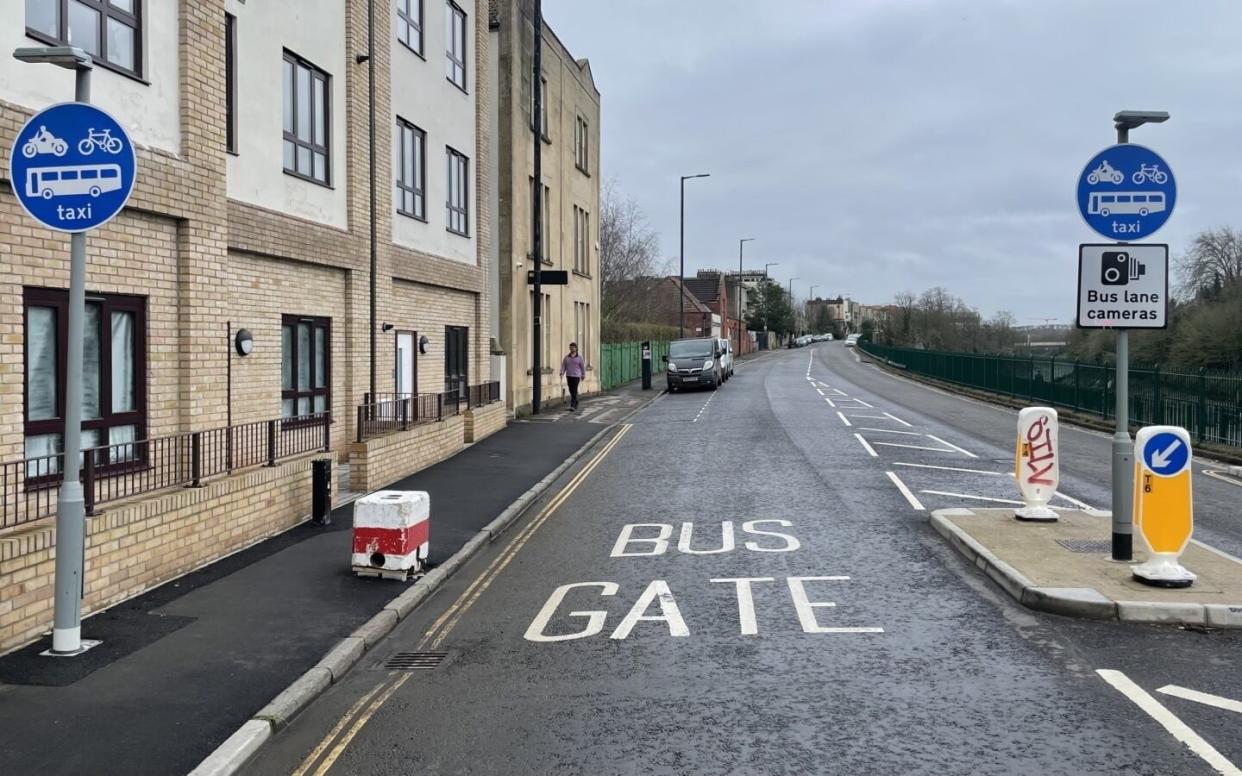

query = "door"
444;326;468;403
396;331;416;396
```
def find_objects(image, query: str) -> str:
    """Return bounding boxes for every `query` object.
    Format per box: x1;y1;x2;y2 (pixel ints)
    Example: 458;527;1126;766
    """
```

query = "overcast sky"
543;0;1242;322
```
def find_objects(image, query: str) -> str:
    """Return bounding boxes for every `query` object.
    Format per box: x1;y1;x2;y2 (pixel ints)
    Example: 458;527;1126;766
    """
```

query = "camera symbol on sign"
1101;251;1146;286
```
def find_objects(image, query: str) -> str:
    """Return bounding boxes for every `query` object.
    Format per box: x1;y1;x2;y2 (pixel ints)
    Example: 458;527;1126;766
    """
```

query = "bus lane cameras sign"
1077;244;1168;328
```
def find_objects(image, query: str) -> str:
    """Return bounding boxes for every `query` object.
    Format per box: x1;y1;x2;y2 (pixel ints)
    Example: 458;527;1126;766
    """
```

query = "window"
575;115;590;174
446;147;469;236
396;0;423;55
281;315;330;419
531;75;548;138
24;288;145;476
573;205;590;274
530;292;551;367
396;118;426;219
282;51;331;185
26;0;142;77
529;177;551;261
225;13;237;154
444;326;468;402
574;301;591;367
445;1;467;91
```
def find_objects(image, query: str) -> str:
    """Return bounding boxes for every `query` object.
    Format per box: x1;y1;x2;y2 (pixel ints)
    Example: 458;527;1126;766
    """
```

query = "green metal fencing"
600;341;670;390
858;341;1242;449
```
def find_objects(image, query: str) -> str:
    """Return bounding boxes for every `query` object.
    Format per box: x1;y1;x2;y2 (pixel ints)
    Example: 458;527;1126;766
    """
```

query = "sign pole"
1111;121;1134;562
52;64;92;655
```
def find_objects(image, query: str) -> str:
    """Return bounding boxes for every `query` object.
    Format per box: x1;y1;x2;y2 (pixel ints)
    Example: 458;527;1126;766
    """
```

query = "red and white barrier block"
352;490;429;580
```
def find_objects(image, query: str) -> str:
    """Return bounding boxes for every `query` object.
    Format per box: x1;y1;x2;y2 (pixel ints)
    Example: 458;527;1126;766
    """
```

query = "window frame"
282;50;332;187
25;0;144;80
280;314;332;424
573;205;591;276
23;287;147;479
396;0;424;57
575;115;590;175
446;146;470;237
396;118;427;221
531;74;549;141
445;0;467;92
529;177;551;263
225;12;238;154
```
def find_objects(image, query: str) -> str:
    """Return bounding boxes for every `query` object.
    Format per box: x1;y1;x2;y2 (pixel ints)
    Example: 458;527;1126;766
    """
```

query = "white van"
717;337;734;380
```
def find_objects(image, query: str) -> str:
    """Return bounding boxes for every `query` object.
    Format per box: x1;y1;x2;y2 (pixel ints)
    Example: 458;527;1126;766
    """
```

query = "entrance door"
396;331;416;396
444;326;468;403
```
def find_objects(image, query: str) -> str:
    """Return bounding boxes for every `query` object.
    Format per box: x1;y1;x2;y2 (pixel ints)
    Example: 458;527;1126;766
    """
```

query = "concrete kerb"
930;510;1242;627
189;387;664;776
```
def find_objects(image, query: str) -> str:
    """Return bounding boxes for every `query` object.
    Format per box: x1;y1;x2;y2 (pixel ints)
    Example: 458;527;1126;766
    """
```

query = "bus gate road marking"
1157;686;1242;715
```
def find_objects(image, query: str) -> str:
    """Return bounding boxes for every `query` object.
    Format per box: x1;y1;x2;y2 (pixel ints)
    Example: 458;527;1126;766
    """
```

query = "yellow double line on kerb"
292;423;632;776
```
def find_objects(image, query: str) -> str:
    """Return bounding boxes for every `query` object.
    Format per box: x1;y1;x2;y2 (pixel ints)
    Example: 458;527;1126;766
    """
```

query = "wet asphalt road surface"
246;344;1242;776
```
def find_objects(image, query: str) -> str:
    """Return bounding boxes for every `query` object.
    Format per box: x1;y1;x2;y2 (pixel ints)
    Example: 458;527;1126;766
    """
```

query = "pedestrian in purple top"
560;342;585;411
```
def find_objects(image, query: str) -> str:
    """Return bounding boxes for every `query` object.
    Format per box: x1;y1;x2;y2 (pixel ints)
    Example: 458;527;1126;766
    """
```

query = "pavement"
238;343;1242;776
0;381;657;776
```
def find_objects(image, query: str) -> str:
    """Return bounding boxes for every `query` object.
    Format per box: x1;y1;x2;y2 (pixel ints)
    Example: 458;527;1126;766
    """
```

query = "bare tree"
1177;226;1242;299
600;178;664;322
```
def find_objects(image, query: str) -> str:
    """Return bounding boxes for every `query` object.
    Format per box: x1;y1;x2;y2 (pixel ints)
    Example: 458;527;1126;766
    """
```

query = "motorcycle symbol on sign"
1086;160;1124;185
78;128;124;155
21;126;68;158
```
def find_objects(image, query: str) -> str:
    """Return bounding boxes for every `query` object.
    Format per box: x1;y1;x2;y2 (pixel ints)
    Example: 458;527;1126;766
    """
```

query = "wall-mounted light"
381;322;394;332
419;335;430;354
234;328;254;356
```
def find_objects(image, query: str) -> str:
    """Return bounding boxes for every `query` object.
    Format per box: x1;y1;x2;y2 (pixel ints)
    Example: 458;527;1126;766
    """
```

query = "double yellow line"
292;423;632;776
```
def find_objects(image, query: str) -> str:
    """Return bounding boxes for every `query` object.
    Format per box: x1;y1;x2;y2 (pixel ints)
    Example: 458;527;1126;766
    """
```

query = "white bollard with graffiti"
1014;407;1059;522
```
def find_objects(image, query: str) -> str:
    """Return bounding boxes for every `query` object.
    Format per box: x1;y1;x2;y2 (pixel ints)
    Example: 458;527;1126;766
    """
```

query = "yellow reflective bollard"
1014;407;1059;522
1131;426;1195;588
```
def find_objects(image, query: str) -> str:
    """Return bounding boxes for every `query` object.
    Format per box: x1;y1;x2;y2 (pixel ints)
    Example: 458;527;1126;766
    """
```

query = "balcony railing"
356;383;501;443
1;412;331;532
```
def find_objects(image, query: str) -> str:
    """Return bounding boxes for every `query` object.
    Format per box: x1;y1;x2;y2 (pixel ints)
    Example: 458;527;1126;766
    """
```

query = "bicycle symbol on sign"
78;128;124;155
1131;163;1168;185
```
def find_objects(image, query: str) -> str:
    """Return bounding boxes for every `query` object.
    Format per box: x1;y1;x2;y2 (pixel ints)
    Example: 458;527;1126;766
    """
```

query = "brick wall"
347;416;466;493
464;401;507;442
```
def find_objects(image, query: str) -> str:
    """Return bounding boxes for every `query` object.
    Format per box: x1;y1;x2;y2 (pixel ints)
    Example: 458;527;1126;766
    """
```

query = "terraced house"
0;0;504;653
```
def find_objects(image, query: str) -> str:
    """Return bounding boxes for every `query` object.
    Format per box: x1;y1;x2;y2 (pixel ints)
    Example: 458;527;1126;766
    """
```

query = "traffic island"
931;508;1242;628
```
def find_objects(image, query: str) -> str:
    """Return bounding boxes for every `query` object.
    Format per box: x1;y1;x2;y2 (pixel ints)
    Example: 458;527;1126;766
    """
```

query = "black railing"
466;381;502;408
356;394;446;442
1;412;331;531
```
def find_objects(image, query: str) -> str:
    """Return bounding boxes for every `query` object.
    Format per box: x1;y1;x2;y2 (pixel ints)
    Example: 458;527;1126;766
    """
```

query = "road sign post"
1131;426;1196;588
1014;407;1059;521
10;51;137;655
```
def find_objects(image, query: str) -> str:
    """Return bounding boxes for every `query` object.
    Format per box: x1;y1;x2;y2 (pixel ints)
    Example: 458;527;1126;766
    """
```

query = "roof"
683;276;721;304
673;279;712;313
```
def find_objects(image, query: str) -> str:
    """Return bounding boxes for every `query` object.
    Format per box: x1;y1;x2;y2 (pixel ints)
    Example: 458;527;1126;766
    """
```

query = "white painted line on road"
858;427;925;437
1098;669;1242;776
836;412;852;427
1158;685;1242;715
894;461;1008;476
886;471;925;511
837;398;875;408
926;435;978;458
1054;491;1094;511
873;441;964;454
854;433;878;458
1204;469;1242;489
692;392;716;423
826;388;848;396
842;413;891;421
815;387;824;396
883;412;913;427
823;396;837;408
919;490;1025;506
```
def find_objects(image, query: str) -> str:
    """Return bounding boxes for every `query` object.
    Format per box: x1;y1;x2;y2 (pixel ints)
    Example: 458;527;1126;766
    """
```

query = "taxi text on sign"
8;102;137;233
1014;407;1059;521
1076;244;1168;329
1131;426;1196;586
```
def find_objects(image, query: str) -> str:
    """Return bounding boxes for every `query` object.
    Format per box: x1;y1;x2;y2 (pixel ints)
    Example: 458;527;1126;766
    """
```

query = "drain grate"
1056;538;1112;554
384;651;447;670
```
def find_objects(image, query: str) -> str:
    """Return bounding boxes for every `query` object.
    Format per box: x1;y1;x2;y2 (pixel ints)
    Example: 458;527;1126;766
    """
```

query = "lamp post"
737;238;754;343
761;262;778;349
14;45;96;655
531;0;545;413
808;285;818;334
679;173;710;337
1108;109;1169;562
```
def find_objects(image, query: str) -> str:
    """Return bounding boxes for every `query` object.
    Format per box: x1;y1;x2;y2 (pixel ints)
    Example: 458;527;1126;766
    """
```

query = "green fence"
600;341;669;390
858;341;1242;449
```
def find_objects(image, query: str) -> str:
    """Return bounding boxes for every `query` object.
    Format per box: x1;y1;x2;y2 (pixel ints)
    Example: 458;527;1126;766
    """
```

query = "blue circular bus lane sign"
8;102;137;233
1076;144;1176;241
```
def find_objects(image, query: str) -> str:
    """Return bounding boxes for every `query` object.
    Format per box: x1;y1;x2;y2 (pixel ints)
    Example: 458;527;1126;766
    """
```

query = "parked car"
717;337;734;379
844;334;861;348
665;337;724;392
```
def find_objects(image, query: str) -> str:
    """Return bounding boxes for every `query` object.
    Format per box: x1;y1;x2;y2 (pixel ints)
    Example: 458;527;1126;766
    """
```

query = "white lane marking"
886;471;925;511
857;427;925;437
836;411;852;427
854;433;878;457
816;387;825;396
1098;670;1242;776
826;388;848;396
692;392;716;423
1204;469;1242;488
873;441;966;454
919;490;1025;506
1054;491;1094;510
837;398;875;408
926;435;978;458
823;396;837;408
883;412;913;427
894;461;1009;476
841;413;891;421
1158;685;1242;715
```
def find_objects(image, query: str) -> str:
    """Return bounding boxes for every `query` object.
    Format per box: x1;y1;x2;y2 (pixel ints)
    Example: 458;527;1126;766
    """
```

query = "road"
246;344;1242;776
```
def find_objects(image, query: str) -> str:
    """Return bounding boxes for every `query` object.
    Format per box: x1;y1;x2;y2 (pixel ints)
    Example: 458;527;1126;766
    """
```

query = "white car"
717;337;734;380
844;334;861;348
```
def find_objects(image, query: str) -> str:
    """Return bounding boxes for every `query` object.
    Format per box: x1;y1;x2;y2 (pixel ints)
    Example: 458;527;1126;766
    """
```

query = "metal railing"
2;412;331;531
858;341;1242;449
356;393;445;442
466;380;501;408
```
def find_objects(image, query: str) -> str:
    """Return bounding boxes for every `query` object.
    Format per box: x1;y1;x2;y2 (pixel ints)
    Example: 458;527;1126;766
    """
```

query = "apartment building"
489;0;601;413
0;0;503;652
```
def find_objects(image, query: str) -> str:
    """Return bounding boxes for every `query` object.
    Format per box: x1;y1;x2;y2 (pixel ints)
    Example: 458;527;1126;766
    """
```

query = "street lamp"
679;173;710;337
1107;109;1169;562
764;261;778;278
788;277;799;339
737;238;754;337
15;46;96;656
